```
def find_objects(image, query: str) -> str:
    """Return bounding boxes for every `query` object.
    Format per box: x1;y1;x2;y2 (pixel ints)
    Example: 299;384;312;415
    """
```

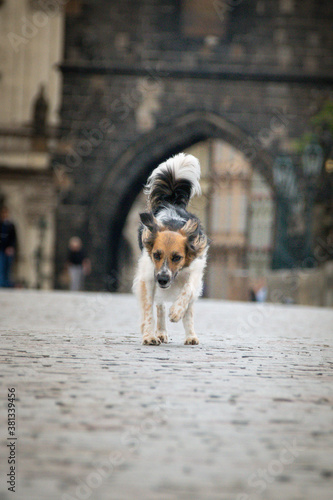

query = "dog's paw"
184;336;199;345
142;334;161;345
156;331;169;343
169;304;184;323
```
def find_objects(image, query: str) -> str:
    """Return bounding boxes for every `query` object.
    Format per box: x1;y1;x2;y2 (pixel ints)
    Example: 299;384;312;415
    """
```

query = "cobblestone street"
1;290;333;500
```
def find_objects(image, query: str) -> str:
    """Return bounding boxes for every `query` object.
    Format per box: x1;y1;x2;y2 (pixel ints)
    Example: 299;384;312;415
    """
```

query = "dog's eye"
171;254;182;263
153;252;161;261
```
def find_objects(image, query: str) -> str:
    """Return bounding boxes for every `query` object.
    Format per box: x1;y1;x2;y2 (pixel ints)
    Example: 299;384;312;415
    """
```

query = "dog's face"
150;230;186;288
140;212;207;289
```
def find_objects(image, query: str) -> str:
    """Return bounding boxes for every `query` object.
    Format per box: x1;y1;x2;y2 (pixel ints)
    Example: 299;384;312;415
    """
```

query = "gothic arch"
89;110;274;289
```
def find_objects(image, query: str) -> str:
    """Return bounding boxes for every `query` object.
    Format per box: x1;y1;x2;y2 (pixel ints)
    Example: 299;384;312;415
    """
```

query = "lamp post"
302;142;324;177
273;156;298;200
272;155;299;269
301;140;324;265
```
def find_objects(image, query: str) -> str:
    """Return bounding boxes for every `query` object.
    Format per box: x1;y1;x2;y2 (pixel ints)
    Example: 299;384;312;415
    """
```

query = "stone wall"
0;0;64;126
266;261;333;307
0;166;56;289
54;0;333;290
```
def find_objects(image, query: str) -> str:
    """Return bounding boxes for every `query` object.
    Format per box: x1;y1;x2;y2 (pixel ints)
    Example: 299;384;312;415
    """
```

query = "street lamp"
301;140;324;265
273;155;298;200
302;142;324;178
325;157;333;174
272;155;299;269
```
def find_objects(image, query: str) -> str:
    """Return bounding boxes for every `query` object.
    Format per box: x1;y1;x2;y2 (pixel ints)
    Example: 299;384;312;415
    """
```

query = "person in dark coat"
0;206;17;287
67;237;91;291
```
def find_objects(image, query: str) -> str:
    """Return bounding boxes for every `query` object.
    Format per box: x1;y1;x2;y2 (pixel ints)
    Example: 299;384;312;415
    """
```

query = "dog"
133;153;209;345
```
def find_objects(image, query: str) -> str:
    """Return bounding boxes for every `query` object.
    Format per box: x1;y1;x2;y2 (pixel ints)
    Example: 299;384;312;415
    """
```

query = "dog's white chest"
154;272;188;304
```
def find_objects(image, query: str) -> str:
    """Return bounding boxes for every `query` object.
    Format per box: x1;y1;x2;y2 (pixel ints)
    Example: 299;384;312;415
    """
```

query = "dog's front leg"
139;280;160;345
183;302;199;345
156;303;168;343
169;281;193;323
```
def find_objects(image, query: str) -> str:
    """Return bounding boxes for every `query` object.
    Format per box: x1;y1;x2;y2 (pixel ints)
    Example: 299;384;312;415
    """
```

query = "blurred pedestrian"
0;206;17;287
67;237;91;291
256;284;267;303
249;279;267;302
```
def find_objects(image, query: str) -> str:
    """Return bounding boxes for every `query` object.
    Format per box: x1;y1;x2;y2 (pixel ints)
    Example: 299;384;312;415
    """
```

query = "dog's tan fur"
150;230;187;274
143;219;208;271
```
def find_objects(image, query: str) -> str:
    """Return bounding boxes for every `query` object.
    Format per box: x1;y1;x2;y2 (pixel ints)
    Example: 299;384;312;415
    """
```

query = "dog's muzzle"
156;272;171;289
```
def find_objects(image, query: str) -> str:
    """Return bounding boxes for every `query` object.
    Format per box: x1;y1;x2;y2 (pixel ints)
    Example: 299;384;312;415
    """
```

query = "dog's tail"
144;153;201;211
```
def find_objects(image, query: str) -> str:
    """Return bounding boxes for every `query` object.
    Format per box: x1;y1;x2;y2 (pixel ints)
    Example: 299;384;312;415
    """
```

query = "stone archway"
88;110;274;290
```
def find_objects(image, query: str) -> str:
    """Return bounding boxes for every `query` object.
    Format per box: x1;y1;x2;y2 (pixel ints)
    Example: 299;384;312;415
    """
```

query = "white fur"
133;248;207;345
144;152;201;200
156;206;186;225
133;249;207;304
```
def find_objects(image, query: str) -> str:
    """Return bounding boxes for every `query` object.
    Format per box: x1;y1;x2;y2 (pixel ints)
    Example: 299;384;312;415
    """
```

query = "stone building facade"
53;0;333;293
0;0;64;288
1;0;332;297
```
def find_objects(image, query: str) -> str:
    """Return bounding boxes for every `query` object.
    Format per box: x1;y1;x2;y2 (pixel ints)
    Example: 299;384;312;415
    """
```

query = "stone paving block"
0;290;333;500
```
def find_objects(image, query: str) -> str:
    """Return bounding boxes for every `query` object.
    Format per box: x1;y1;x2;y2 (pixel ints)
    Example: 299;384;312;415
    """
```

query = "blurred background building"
0;0;63;288
0;0;332;304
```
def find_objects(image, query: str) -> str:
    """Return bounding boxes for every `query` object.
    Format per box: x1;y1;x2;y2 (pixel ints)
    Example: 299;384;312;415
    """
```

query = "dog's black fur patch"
149;167;193;210
138;203;206;251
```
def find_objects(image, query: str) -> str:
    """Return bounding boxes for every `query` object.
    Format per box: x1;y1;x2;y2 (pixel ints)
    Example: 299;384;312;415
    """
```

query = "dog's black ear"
140;212;162;253
140;212;159;233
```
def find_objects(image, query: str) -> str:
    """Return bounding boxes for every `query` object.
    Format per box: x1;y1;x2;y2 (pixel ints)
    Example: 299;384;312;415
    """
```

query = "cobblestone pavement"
0;290;333;500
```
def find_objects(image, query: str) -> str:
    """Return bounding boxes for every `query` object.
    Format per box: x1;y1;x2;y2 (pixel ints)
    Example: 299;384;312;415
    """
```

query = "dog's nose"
157;274;170;287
